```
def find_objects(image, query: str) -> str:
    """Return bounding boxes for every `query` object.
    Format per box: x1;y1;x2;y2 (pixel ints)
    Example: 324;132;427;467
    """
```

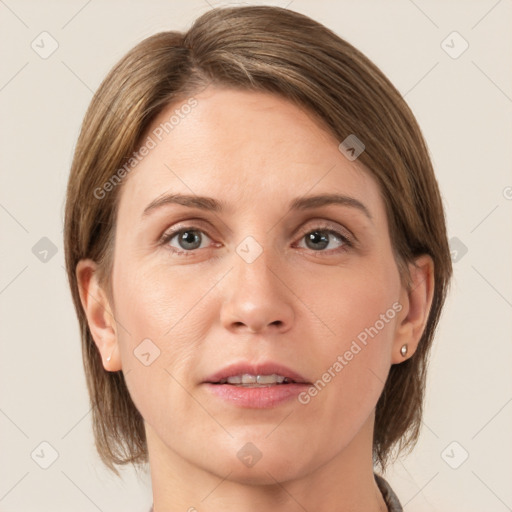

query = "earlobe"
75;259;121;371
392;254;435;364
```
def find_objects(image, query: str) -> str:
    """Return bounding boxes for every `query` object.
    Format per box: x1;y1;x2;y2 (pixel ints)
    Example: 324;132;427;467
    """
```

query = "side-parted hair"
64;5;452;475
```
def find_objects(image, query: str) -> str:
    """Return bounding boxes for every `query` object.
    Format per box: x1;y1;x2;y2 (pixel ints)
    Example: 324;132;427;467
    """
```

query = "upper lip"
204;361;311;384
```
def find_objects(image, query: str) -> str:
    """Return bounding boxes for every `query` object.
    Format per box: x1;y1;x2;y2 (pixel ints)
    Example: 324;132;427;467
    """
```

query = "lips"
204;361;311;385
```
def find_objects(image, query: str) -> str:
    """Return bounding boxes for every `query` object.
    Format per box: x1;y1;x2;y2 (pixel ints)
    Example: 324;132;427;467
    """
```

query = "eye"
295;227;352;253
159;223;353;256
161;227;213;254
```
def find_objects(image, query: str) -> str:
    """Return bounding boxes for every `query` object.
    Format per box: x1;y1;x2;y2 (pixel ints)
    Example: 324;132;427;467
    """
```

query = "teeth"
221;373;290;386
257;374;285;385
241;374;257;384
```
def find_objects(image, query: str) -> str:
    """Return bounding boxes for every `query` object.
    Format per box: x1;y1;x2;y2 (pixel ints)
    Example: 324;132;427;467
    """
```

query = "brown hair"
64;5;452;476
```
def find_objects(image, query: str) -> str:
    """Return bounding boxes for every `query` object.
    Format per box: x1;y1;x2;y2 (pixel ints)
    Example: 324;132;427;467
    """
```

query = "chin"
223;461;303;486
198;443;312;486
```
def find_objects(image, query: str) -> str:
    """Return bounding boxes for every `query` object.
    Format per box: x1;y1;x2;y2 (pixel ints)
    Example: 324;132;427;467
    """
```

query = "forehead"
116;86;383;224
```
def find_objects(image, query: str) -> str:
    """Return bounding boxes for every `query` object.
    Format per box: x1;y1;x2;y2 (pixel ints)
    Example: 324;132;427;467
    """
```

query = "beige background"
1;0;511;510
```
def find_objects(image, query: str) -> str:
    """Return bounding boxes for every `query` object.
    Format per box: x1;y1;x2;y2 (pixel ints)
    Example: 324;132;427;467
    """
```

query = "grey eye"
300;230;346;251
166;229;211;251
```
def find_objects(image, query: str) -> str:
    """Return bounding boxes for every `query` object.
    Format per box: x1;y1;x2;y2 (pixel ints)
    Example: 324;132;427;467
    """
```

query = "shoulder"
374;473;403;512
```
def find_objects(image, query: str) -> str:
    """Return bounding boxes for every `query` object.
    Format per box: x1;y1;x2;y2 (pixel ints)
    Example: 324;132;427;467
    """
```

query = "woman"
64;6;452;511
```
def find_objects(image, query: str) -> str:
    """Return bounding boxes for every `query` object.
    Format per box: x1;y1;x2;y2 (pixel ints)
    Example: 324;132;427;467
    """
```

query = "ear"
76;259;122;372
392;254;435;364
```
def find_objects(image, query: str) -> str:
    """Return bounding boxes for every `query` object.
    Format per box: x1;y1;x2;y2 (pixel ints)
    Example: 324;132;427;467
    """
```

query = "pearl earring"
106;353;112;362
400;344;408;357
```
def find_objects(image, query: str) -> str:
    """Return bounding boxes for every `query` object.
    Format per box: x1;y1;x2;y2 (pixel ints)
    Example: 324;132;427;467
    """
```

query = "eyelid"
158;221;215;250
159;218;357;254
294;219;355;243
159;218;214;240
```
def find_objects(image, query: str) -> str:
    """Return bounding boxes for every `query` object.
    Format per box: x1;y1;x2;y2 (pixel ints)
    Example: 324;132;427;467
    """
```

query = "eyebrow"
141;192;372;221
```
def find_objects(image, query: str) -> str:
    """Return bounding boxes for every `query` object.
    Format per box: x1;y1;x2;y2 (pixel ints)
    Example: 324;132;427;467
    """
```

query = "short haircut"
64;5;453;475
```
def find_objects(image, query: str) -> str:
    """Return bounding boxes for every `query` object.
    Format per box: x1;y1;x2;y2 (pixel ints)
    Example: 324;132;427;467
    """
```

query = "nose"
219;243;294;335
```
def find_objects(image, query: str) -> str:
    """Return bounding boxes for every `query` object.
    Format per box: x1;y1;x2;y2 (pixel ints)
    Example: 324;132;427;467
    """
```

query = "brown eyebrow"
289;194;372;221
142;193;224;217
141;192;372;221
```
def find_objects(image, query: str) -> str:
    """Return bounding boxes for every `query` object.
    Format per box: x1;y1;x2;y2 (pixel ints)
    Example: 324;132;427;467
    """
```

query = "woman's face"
107;86;408;482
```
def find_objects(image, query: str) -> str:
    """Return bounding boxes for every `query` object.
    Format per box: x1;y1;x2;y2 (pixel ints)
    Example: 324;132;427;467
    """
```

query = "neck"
146;412;388;512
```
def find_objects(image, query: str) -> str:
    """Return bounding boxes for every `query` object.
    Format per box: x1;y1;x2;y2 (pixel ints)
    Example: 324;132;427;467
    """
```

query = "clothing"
147;472;402;512
375;473;403;511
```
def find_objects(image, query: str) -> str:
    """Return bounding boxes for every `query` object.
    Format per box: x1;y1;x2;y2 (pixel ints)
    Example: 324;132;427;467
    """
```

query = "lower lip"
204;383;309;408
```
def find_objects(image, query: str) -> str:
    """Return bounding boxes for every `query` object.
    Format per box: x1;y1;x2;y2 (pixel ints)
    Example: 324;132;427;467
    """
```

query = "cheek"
111;239;401;434
303;259;400;408
112;258;214;352
311;258;400;346
111;259;216;419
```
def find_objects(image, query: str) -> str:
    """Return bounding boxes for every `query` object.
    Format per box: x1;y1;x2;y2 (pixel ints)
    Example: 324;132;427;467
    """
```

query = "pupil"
180;231;201;250
177;230;330;251
306;231;328;250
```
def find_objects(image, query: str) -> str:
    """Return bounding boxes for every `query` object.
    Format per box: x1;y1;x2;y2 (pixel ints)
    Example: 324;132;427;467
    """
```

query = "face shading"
103;85;409;484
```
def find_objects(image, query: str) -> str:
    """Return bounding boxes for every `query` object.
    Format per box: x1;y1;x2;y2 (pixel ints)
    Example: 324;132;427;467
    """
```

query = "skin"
77;86;434;512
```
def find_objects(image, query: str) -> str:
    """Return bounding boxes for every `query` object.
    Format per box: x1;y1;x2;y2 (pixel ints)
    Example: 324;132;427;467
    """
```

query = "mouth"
204;361;311;386
213;373;302;387
203;362;311;408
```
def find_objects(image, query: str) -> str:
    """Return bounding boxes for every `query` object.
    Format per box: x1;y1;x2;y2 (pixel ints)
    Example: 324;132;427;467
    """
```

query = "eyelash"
159;222;354;257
